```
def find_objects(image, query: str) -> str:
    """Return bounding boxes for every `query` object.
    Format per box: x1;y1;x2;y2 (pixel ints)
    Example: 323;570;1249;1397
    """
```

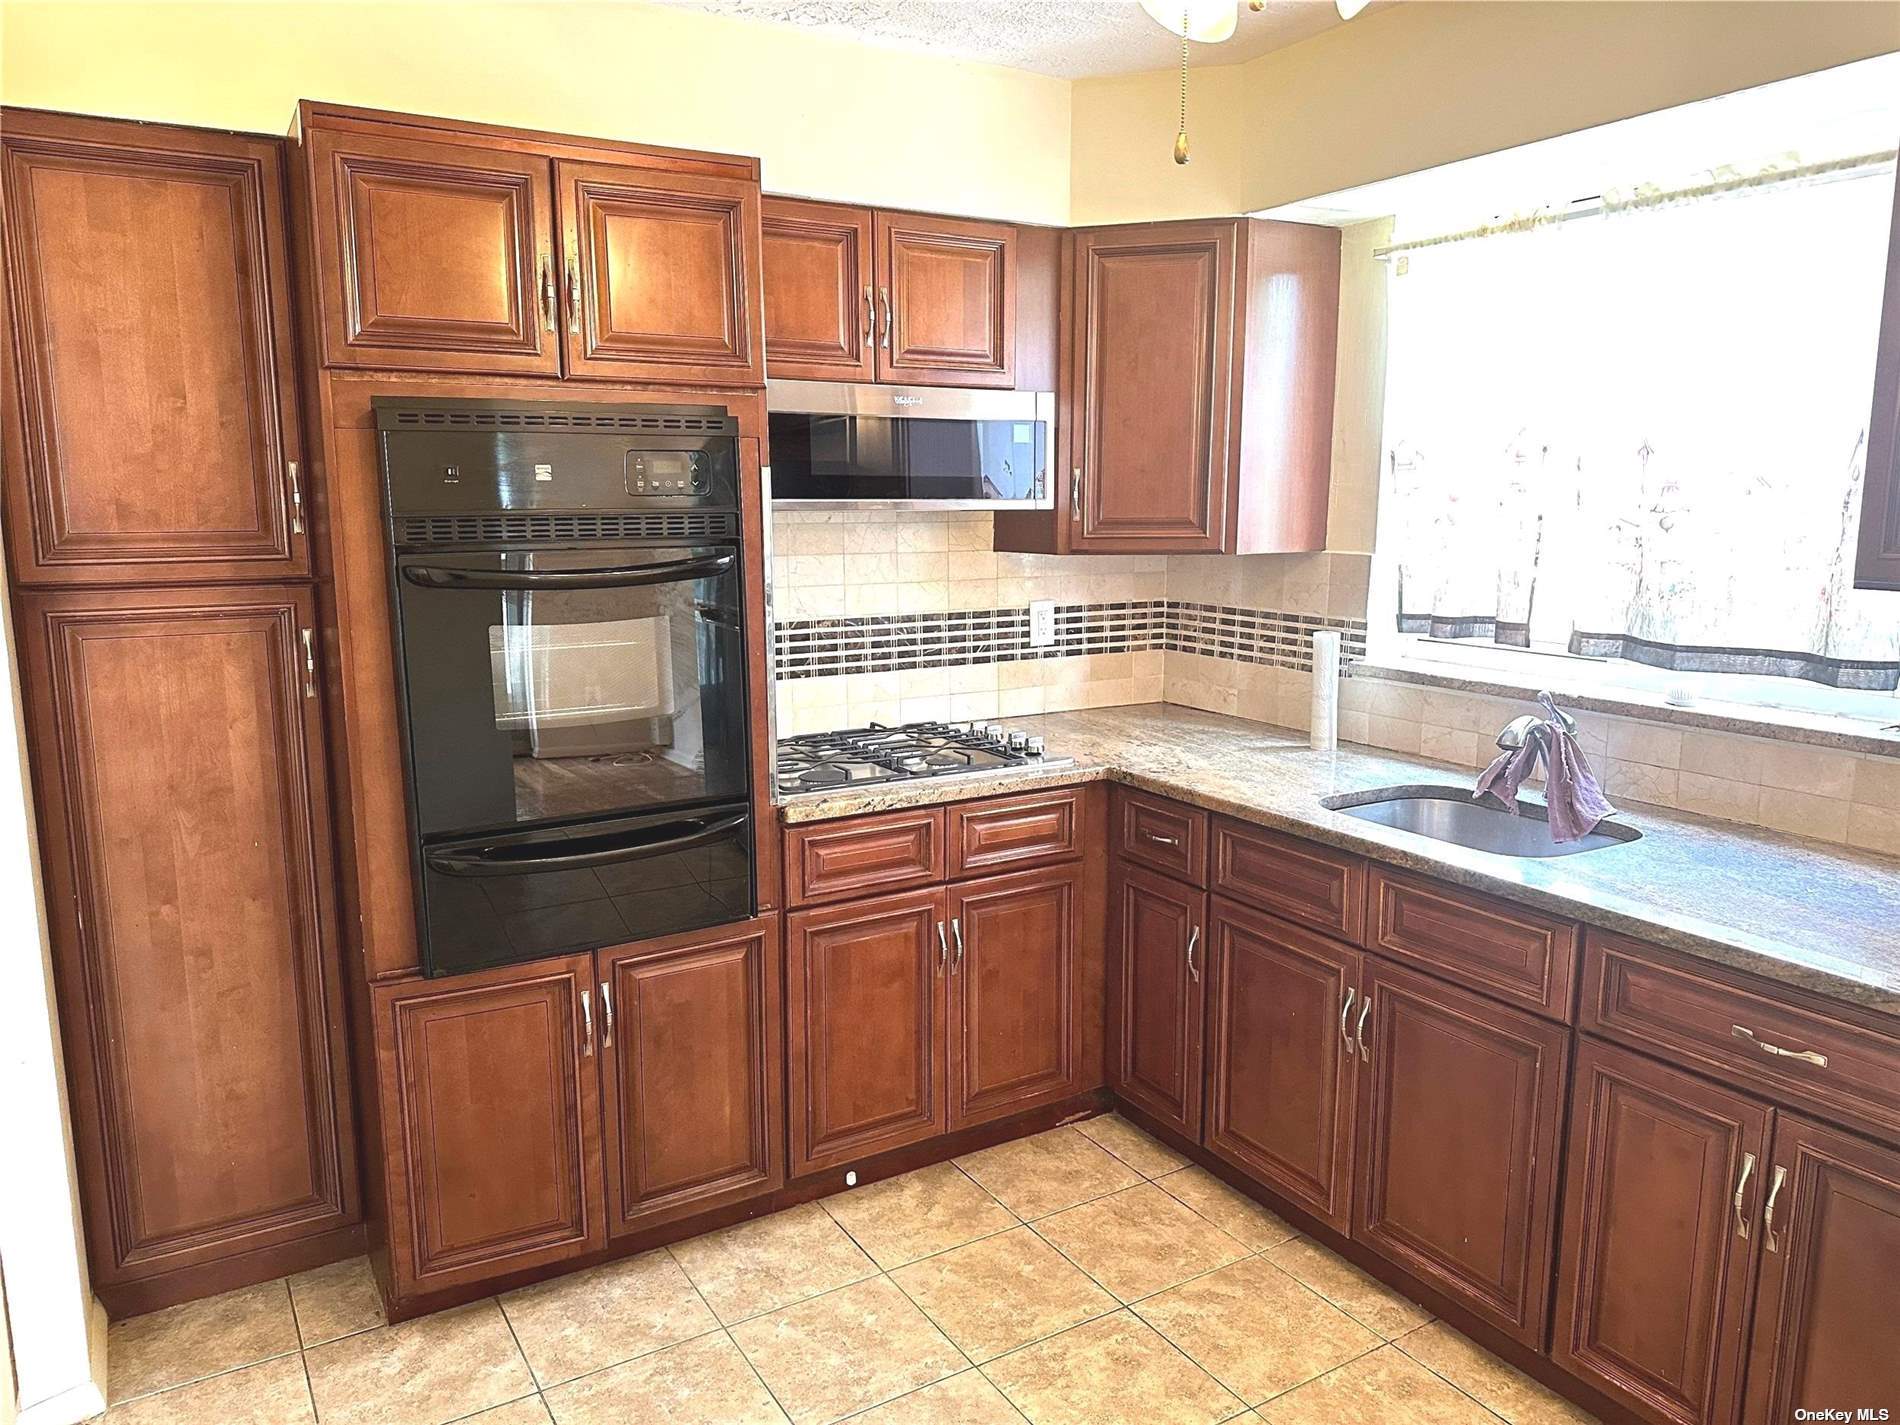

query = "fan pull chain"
1173;9;1190;164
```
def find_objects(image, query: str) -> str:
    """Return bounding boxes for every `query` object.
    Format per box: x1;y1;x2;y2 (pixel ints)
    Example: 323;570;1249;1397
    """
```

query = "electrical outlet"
1029;599;1057;648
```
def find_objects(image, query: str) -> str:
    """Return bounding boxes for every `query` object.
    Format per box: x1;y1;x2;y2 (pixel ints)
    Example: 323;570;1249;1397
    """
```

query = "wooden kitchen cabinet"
1855;152;1900;589
1743;1115;1900;1421
1353;957;1569;1347
18;585;356;1296
787;888;948;1174
598;917;783;1238
1552;1039;1771;1425
1109;860;1207;1139
761;197;875;381
948;864;1083;1129
374;955;605;1295
0;109;307;584
876;211;1015;387
1203;897;1360;1233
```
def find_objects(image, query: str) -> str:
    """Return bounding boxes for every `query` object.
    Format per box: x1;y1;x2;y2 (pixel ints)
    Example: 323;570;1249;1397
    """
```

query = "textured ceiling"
648;0;1348;79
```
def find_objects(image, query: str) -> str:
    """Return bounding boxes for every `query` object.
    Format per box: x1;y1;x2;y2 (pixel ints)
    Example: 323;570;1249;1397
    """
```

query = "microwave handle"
401;551;735;592
425;812;747;878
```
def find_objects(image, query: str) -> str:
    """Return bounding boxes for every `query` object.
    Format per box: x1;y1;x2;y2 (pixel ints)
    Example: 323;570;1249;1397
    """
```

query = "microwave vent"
397;511;737;545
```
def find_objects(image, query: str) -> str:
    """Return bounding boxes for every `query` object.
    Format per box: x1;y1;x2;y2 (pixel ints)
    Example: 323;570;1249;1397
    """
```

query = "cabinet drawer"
786;807;945;907
1582;931;1900;1141
1212;818;1365;941
1368;868;1580;1021
949;789;1082;878
1113;787;1208;886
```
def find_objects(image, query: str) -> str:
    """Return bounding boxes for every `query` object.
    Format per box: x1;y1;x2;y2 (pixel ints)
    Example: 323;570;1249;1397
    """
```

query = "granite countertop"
777;704;1900;1018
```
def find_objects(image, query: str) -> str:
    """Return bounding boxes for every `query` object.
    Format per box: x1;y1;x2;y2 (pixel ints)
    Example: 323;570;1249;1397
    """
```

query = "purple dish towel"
1474;711;1616;843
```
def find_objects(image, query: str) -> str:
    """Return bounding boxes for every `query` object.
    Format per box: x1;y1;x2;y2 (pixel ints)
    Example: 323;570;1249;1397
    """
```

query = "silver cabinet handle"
580;988;594;1057
1732;1151;1756;1240
285;460;304;535
1186;925;1201;982
1732;1025;1828;1068
1763;1164;1788;1252
1338;986;1356;1055
566;248;582;336
540;253;558;334
935;919;949;976
1070;466;1081;514
599;981;614;1050
951;917;965;973
300;627;317;699
861;286;874;346
878;286;892;349
1143;830;1181;847
1355;997;1372;1062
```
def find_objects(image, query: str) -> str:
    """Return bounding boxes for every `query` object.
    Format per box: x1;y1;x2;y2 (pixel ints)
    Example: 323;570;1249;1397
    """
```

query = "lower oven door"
417;803;754;976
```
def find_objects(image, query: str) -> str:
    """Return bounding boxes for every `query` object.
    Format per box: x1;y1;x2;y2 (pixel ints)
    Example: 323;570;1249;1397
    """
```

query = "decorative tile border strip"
771;600;1368;680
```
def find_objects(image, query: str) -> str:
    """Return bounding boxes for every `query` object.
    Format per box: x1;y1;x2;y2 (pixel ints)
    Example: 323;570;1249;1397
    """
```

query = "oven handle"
401;552;735;592
425;812;747;878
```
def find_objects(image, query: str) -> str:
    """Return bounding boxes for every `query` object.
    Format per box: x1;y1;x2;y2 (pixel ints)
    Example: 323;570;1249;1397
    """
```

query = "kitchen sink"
1320;786;1642;858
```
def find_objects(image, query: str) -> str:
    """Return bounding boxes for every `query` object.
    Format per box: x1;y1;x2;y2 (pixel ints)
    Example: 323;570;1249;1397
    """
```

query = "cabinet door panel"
1109;861;1206;1138
1354;958;1568;1346
788;889;946;1174
306;127;558;374
1552;1040;1770;1425
601;918;783;1237
0;113;303;582
762;198;874;381
1743;1116;1900;1422
1072;224;1233;552
21;586;354;1284
1204;898;1358;1232
560;161;763;386
949;866;1081;1129
876;212;1014;388
375;957;604;1295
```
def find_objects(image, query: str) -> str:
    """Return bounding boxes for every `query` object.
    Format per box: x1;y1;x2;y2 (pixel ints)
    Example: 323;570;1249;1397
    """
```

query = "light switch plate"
1029;599;1057;648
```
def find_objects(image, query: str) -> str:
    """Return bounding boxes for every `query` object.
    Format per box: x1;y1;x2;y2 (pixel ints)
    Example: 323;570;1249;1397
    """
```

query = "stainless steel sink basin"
1320;786;1641;858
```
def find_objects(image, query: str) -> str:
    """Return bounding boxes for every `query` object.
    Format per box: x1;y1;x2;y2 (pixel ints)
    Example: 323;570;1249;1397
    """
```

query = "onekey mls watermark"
1793;1410;1892;1421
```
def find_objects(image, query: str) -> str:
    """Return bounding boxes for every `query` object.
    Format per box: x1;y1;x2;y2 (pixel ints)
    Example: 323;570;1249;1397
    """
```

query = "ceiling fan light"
1336;0;1371;18
1138;0;1239;44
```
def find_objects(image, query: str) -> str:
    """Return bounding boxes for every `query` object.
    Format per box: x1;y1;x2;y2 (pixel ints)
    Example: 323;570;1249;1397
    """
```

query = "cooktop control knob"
983;723;1005;743
1006;731;1028;752
1026;736;1045;757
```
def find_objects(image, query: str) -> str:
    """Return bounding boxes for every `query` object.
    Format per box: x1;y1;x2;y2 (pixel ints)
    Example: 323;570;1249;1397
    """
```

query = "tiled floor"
90;1117;1602;1425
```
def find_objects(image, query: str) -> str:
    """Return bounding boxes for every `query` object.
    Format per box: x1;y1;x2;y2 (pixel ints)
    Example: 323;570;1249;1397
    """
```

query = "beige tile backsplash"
769;509;1897;858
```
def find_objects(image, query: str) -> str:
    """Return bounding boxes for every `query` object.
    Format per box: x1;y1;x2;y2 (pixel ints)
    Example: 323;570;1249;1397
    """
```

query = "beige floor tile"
1155;1168;1298;1251
500;1249;719;1386
1074;1114;1189;1178
1265;1238;1431;1339
1033;1182;1246;1302
457;1401;554;1423
303;1299;534;1425
288;1256;386;1347
542;1332;787;1425
730;1275;965;1425
955;1127;1142;1220
1255;1344;1497;1423
890;1226;1115;1362
981;1311;1242;1425
820;1162;1018;1269
670;1201;877;1323
106;1279;301;1403
1132;1256;1380;1405
844;1370;1025;1424
1398;1322;1601;1423
98;1354;312;1425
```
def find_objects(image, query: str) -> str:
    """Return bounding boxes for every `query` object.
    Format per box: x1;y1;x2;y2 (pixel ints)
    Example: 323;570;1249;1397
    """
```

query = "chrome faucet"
1495;693;1580;752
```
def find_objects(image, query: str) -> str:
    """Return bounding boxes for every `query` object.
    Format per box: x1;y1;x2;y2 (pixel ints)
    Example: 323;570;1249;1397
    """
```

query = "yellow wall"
0;0;1073;224
1070;0;1900;224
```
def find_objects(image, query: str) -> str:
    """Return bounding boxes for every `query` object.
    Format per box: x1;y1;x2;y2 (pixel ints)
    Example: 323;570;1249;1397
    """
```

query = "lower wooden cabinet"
1743;1115;1900;1421
1203;896;1359;1233
1353;957;1569;1347
1109;860;1207;1139
1552;1040;1771;1425
374;955;605;1295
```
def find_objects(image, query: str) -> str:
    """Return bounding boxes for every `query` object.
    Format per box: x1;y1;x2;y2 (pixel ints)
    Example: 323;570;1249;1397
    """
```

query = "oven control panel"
625;450;711;497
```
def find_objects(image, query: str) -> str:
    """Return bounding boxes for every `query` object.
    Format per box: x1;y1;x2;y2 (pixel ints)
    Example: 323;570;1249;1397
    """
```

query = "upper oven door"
394;542;749;838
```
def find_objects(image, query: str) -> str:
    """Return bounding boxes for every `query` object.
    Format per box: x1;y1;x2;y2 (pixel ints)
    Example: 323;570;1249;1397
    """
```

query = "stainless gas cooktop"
775;721;1071;796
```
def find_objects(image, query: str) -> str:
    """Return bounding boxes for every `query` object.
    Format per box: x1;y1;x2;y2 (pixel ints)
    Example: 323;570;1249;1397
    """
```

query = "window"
1371;154;1900;726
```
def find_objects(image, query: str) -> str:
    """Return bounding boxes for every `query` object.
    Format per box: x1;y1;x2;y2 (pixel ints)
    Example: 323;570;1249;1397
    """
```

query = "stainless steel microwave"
766;379;1055;510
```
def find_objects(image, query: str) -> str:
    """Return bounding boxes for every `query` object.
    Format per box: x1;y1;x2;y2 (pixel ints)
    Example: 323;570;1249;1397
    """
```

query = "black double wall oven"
377;399;755;977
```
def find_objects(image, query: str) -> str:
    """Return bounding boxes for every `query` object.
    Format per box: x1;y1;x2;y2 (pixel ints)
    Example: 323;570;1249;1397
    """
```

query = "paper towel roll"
1310;630;1341;752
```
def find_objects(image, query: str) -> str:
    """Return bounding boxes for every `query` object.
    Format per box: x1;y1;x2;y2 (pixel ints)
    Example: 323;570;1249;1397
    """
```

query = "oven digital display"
625;450;708;495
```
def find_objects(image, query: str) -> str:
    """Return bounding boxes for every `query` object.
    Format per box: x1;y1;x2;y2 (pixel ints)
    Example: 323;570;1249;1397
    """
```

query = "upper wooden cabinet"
0;110;306;585
1855;152;1900;589
995;217;1339;557
296;103;763;387
761;198;1021;388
